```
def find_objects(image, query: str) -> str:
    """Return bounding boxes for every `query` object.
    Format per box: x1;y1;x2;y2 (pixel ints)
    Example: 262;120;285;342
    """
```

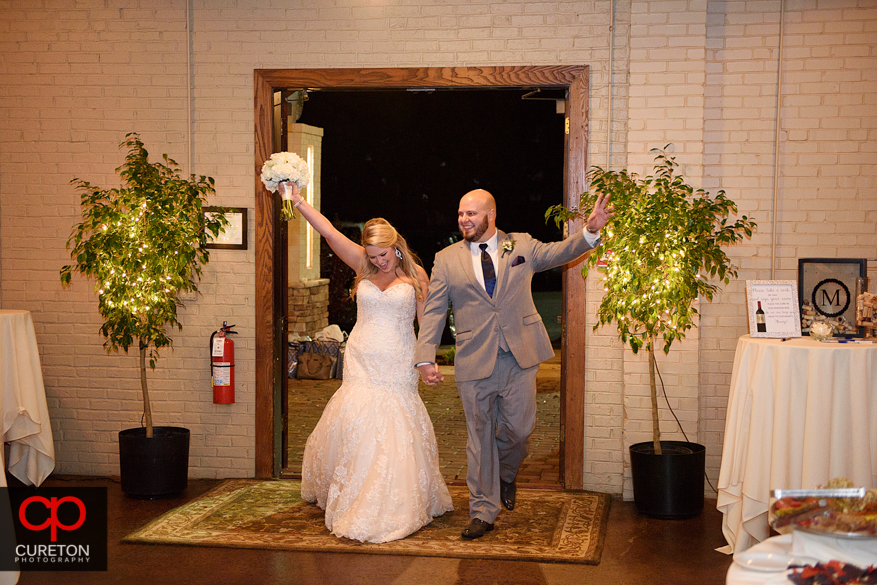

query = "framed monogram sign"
797;258;867;338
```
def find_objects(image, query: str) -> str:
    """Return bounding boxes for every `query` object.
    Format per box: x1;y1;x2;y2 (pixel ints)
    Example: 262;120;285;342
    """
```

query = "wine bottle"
756;301;766;332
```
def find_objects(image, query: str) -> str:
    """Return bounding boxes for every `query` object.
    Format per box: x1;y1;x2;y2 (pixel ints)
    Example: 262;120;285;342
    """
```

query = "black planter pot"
630;440;705;519
118;426;190;499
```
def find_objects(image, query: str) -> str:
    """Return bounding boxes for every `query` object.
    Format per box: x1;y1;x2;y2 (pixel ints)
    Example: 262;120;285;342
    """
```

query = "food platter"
769;487;877;541
794;524;877;541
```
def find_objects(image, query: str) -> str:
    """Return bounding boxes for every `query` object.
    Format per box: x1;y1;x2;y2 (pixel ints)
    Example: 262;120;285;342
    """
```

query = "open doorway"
254;67;590;489
279;89;567;485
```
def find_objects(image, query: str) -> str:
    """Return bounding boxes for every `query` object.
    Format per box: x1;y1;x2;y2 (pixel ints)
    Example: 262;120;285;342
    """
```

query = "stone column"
288;278;330;337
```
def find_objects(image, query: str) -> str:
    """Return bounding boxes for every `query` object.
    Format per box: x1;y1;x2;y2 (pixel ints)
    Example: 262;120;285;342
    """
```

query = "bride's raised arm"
279;182;364;273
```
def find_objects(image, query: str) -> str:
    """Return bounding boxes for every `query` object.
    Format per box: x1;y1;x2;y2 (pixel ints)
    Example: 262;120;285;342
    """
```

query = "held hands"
417;363;444;386
586;192;615;233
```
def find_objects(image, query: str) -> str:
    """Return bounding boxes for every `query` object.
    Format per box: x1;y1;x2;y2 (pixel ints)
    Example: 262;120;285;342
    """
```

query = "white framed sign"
745;280;802;338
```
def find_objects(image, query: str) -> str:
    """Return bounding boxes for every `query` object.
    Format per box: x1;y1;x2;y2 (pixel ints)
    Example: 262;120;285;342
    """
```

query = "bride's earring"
395;248;403;259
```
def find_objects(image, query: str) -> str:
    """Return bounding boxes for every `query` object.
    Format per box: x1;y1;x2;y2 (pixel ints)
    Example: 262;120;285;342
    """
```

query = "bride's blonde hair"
353;218;424;301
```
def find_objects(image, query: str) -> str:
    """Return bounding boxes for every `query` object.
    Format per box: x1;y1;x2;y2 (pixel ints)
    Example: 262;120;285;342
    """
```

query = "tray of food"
770;479;877;540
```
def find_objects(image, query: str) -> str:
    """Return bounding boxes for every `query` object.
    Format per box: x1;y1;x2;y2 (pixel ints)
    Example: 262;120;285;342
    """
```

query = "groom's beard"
461;215;489;242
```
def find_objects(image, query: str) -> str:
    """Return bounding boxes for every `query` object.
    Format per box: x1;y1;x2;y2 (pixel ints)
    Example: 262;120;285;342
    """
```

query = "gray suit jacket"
414;229;597;382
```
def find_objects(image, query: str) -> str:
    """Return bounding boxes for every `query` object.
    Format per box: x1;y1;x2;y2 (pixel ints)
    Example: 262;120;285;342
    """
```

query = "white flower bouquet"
260;152;311;220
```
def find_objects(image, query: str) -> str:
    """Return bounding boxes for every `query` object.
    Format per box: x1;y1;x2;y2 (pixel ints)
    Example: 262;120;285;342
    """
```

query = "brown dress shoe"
461;518;494;540
500;479;517;511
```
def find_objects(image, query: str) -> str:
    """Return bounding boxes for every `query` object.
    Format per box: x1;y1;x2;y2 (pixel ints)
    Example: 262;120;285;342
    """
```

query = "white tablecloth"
1;310;55;486
717;335;877;554
1;310;56;584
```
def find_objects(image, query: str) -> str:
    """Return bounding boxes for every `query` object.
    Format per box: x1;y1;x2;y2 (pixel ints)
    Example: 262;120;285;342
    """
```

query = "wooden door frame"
254;66;589;488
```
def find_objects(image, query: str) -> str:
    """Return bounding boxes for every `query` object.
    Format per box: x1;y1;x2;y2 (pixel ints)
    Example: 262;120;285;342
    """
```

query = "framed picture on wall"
797;258;867;338
745;280;802;338
204;207;248;250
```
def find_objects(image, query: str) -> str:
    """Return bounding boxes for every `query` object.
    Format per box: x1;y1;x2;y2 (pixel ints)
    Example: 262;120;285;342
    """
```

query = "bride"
280;183;453;543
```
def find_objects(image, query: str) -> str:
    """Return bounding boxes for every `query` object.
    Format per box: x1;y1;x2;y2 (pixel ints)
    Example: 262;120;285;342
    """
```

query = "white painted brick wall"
2;0;875;499
623;0;708;499
700;0;877;498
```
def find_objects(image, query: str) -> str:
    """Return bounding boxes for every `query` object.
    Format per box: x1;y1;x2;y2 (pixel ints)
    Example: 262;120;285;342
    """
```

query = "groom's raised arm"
530;189;613;271
529;229;599;273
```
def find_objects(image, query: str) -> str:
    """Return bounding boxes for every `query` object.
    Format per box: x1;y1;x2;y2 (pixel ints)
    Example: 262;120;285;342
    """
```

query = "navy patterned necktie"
479;243;496;298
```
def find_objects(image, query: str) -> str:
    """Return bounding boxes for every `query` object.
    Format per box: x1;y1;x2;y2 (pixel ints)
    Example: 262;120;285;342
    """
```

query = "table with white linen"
726;532;877;585
717;335;877;555
1;310;56;585
1;310;55;486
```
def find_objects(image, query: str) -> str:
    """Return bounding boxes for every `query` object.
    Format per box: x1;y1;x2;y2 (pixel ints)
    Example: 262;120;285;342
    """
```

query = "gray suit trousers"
456;349;538;523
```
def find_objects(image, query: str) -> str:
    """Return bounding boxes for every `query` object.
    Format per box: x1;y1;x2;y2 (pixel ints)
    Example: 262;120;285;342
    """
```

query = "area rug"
122;479;611;564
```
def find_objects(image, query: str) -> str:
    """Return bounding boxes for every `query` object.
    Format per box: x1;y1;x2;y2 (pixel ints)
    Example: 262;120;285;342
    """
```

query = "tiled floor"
285;351;562;484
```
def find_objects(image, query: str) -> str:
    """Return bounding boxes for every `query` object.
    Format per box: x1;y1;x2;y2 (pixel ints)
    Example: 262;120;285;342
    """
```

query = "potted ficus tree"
61;133;227;498
548;147;755;517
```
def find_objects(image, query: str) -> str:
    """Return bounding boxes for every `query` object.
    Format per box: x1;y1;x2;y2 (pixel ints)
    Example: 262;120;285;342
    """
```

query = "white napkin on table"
791;530;877;567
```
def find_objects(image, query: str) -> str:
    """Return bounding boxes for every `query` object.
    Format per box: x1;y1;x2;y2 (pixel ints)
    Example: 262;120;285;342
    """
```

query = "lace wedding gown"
300;279;453;543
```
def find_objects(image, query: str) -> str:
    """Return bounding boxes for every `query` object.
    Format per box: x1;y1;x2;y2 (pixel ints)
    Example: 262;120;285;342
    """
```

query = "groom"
415;189;614;539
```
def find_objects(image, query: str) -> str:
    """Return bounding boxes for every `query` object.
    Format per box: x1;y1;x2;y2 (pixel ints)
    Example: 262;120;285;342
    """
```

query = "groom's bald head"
461;189;496;212
458;189;497;243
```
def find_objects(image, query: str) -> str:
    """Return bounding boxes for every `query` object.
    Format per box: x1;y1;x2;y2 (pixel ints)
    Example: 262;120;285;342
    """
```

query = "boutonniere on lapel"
501;239;516;257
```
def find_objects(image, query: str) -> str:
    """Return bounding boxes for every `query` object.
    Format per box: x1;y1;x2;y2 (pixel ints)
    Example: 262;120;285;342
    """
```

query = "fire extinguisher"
211;322;236;404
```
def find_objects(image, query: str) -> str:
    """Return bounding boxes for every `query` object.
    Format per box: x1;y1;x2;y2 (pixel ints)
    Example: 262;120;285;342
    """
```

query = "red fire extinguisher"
211;322;236;404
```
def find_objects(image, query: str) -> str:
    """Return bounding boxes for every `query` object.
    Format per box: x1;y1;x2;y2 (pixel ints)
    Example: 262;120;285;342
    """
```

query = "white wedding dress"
300;279;453;543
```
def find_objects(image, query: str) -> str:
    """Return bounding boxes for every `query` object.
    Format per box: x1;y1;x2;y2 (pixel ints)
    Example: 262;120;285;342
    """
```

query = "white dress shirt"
469;232;499;291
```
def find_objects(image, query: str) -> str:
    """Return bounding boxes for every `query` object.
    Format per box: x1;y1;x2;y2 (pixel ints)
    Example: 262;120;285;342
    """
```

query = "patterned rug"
122;479;611;564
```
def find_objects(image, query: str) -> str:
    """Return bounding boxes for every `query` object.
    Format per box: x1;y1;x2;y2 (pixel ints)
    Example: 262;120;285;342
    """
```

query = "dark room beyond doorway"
283;88;568;485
